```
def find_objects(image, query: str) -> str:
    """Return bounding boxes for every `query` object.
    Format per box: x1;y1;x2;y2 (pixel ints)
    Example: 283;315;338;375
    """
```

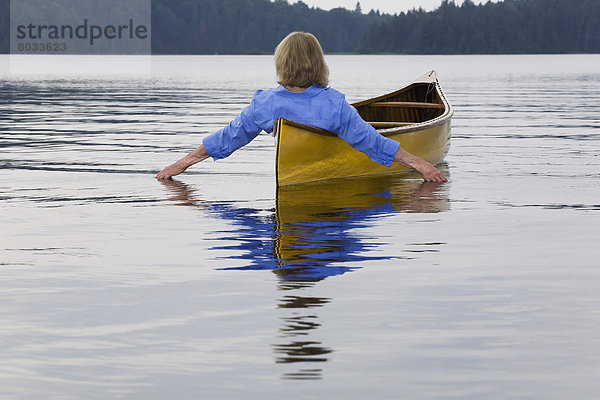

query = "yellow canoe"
274;71;453;186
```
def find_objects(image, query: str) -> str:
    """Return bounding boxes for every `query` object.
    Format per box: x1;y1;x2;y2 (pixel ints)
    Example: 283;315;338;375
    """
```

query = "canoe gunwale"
372;81;454;136
276;112;450;139
276;118;338;137
355;71;454;136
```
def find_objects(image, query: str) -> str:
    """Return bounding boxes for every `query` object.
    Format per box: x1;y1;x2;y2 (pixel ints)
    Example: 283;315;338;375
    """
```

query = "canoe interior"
353;81;445;128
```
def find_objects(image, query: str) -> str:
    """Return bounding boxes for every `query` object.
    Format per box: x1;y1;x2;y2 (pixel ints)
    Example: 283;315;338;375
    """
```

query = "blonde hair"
274;32;329;88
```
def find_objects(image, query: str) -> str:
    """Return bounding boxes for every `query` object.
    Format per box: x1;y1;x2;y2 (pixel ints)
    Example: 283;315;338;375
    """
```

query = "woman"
156;32;447;183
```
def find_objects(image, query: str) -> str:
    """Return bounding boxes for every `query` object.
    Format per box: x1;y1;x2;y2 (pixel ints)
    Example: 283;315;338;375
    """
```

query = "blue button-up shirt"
203;85;400;167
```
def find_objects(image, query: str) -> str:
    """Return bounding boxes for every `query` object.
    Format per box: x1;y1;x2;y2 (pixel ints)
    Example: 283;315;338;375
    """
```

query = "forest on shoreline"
0;0;598;54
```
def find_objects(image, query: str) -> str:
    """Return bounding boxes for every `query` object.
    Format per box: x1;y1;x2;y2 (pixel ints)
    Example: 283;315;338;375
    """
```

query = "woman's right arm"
337;100;447;183
392;146;447;183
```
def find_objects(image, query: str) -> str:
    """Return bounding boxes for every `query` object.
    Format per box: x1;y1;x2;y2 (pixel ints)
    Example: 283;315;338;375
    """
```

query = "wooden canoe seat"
370;101;444;109
367;121;414;128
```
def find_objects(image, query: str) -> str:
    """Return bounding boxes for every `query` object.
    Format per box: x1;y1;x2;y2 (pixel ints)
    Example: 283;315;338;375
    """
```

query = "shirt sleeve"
337;100;400;167
202;102;262;161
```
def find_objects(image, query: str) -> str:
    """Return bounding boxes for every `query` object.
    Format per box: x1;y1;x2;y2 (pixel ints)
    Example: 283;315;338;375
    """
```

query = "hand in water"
156;162;187;180
156;145;210;180
416;163;447;183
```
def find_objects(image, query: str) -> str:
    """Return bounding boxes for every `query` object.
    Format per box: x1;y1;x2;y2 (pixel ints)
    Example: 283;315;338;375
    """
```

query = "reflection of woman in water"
160;175;449;379
156;31;446;183
160;175;449;280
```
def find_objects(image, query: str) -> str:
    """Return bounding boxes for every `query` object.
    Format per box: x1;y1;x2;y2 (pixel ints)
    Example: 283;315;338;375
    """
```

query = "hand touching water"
156;145;210;180
393;147;447;183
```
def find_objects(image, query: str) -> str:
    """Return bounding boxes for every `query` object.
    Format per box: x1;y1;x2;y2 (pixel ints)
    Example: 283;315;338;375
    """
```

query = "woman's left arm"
156;144;210;180
156;101;262;180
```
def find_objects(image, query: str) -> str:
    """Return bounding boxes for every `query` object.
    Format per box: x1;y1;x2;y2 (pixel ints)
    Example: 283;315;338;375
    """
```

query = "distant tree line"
0;0;598;54
151;0;384;54
359;0;600;53
0;0;7;52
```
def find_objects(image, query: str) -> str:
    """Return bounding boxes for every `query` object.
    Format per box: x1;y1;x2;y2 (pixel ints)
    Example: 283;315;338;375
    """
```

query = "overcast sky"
296;0;499;14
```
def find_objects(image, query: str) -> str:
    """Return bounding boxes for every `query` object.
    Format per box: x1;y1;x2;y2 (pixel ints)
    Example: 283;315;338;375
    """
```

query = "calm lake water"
1;54;599;399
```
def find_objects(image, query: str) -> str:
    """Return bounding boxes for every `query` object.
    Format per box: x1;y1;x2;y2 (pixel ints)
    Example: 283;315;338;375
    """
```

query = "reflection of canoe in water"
274;174;450;272
158;173;449;281
275;71;453;186
276;173;450;225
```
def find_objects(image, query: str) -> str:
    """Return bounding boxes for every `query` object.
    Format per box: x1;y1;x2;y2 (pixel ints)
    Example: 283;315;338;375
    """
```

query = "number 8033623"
17;42;67;52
